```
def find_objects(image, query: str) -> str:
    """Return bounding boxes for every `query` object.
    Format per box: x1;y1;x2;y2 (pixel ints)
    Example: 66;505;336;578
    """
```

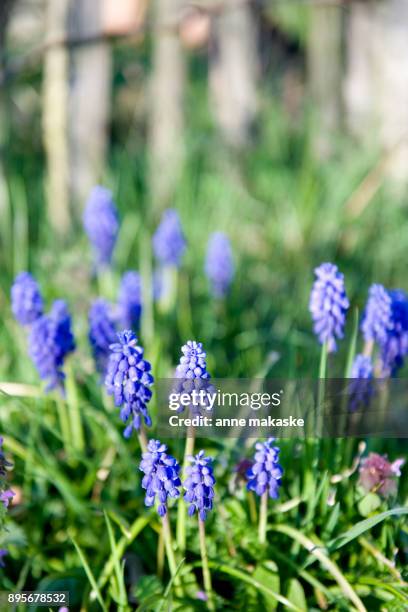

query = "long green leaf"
156;558;186;612
104;511;128;610
97;515;151;590
71;537;108;612
271;525;366;612
207;562;303;611
328;508;408;551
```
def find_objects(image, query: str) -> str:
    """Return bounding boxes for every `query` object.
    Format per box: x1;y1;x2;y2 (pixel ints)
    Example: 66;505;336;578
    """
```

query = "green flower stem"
363;339;374;358
55;395;70;453
138;427;148;454
316;340;328;439
65;362;84;452
176;425;195;552
247;490;257;524
157;527;165;579
158;265;178;314
198;517;215;610
258;491;268;545
161;512;183;598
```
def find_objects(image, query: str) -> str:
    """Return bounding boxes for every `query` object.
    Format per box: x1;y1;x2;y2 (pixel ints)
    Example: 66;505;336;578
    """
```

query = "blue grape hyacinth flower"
83;186;119;267
28;300;75;391
152;209;186;267
88;299;117;375
174;341;213;413
349;354;374;412
361;284;393;345
105;331;153;438
183;450;215;521
11;271;43;325
309;262;349;353
381;289;408;375
351;354;373;379
175;341;210;380
139;439;181;516
118;271;142;330
247;438;283;498
205;232;234;298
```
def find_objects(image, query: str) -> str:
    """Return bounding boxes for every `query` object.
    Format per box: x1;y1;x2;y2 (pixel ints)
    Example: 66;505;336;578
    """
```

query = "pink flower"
0;489;15;508
358;453;405;497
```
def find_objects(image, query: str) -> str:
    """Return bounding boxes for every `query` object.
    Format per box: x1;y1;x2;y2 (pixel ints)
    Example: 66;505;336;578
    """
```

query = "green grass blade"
272;525;367;612
71;537;108;612
328;508;408;551
207;562;303;611
155;558;185;612
345;307;359;377
104;510;128;610
97;514;151;590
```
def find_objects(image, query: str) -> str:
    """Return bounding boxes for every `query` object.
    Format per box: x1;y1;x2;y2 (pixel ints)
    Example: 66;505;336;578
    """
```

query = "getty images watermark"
167;388;304;429
156;378;408;438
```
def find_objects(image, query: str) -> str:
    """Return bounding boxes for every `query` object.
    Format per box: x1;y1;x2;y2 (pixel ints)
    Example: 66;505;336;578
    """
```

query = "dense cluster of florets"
205;232;234;298
351;354;373;379
247;438;283;499
361;284;392;345
83;186;119;267
139;440;181;516
0;437;14;568
309;263;349;353
183;450;216;521
349;354;374;412
105;331;153;438
11;272;43;325
28;300;75;391
358;453;405;498
118;271;142;330
153;209;186;267
175;341;210;380
88;299;117;375
361;285;408;375
380;289;408;375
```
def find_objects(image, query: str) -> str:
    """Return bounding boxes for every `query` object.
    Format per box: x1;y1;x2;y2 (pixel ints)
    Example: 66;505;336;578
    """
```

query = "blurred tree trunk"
148;0;185;211
67;0;111;214
345;0;408;185
43;0;111;234
43;0;70;233
0;0;13;258
209;0;259;149
307;3;343;158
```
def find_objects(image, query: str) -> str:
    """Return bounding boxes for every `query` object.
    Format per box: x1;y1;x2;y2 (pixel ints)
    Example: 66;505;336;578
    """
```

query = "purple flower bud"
105;331;153;438
358;452;405;498
88;299;117;375
118;271;142;330
247;438;283;499
83;186;119;267
152;209;186;267
309;263;349;353
183;450;215;521
139;439;181;515
28;300;75;391
0;489;15;508
205;232;234;298
11;272;43;325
